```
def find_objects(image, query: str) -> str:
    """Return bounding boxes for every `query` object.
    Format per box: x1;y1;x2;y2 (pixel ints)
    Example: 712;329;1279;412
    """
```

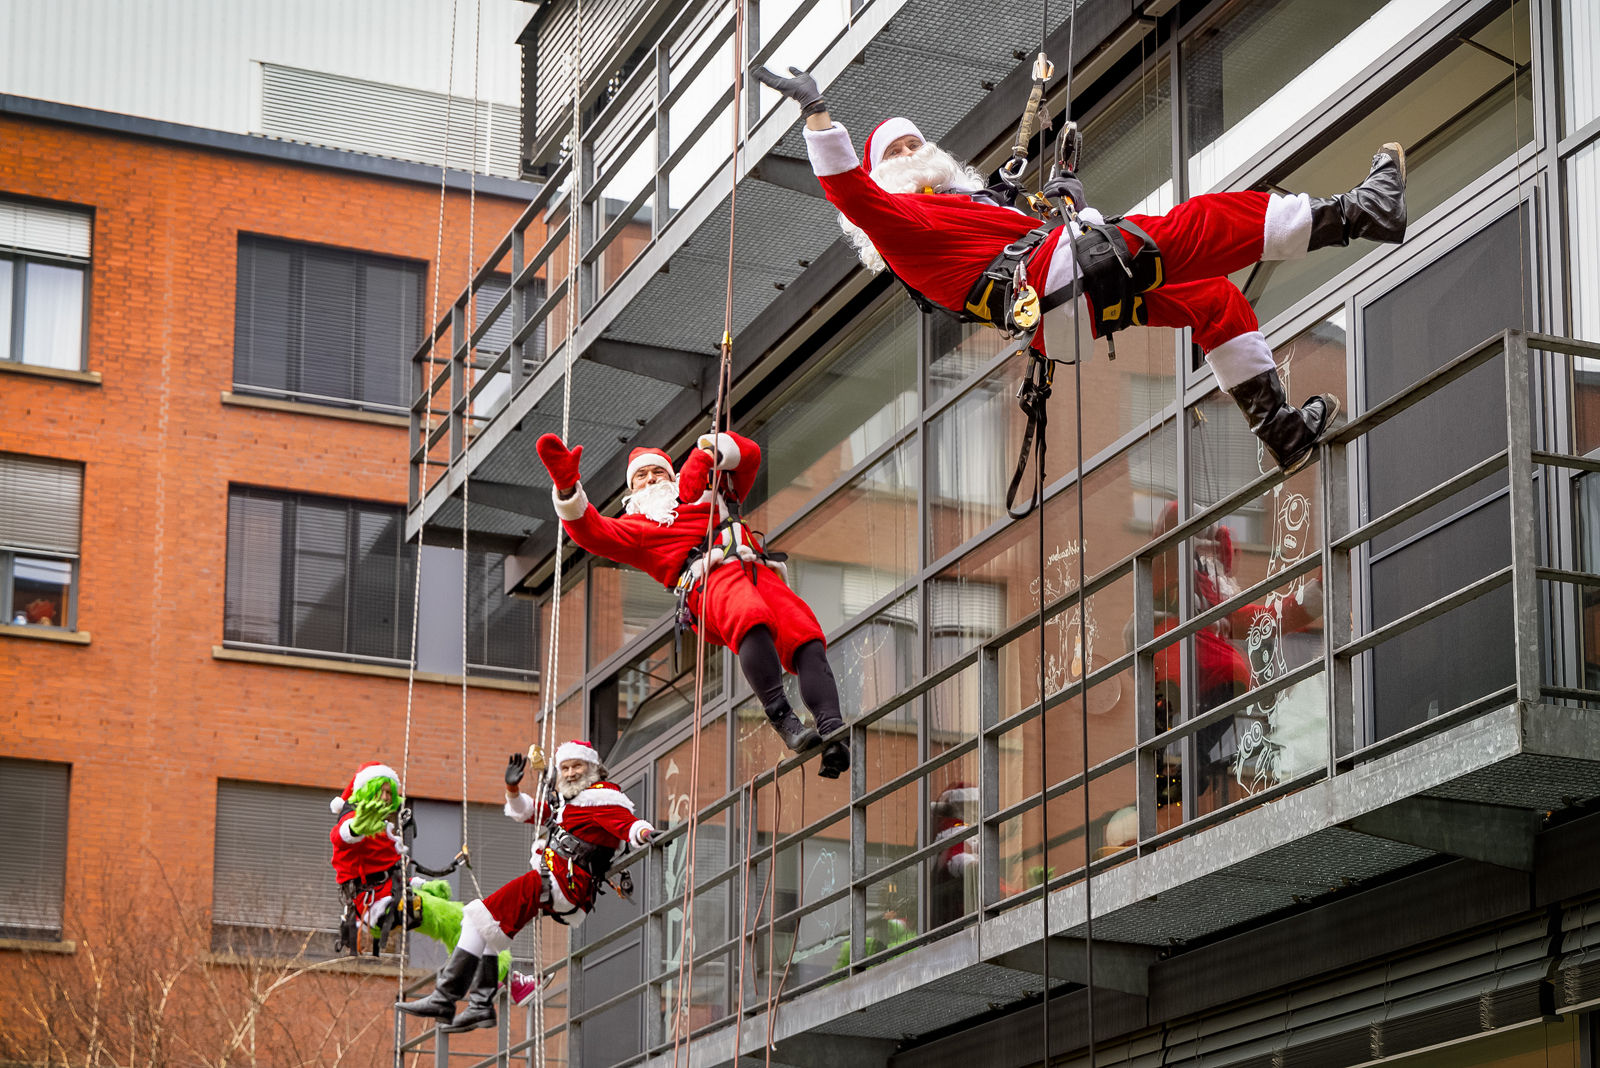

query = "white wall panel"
1;0;527;172
1570;142;1600;343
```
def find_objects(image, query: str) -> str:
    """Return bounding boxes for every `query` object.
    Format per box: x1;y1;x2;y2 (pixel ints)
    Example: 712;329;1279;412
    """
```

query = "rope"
670;3;745;1060
530;0;585;1060
396;0;461;1040
459;0;485;905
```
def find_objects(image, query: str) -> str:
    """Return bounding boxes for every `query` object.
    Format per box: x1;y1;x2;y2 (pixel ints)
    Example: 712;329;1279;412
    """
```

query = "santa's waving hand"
534;431;849;780
755;64;1412;477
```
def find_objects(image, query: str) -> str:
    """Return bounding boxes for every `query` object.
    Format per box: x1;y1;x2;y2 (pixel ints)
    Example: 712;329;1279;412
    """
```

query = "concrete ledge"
203;950;429;979
0;361;101;385
0;937;75;953
212;645;538;693
0;623;90;645
221;391;408;427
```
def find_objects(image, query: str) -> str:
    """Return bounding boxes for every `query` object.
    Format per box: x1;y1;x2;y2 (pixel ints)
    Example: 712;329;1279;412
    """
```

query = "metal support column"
1133;554;1158;843
1322;434;1354;772
977;645;1002;908
1506;331;1543;701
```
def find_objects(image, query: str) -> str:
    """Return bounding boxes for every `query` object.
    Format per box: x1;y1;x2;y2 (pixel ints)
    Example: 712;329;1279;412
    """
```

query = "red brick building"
0;103;546;1063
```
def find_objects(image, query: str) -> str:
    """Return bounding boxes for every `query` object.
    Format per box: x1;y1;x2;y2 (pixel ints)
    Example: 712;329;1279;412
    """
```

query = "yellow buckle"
1011;285;1041;331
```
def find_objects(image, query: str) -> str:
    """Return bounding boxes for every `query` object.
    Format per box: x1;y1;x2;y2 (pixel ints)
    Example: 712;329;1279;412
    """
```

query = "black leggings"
737;626;843;734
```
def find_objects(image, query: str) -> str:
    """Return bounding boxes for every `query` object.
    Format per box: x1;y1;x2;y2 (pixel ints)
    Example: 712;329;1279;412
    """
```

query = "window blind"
0;199;91;259
0;453;83;555
213;780;343;933
0;759;70;934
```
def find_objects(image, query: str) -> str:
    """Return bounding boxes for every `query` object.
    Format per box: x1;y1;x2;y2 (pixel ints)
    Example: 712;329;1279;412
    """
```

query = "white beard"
623;478;680;526
556;767;601;800
840;142;987;273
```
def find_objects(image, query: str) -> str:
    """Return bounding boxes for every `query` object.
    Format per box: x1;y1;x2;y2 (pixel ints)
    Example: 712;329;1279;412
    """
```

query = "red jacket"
328;811;402;885
505;781;653;914
554;431;763;590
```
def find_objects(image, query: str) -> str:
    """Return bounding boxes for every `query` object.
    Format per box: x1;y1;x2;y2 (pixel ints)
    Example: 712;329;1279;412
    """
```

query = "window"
233;235;425;412
0;758;70;940
224;487;415;662
466;549;537;677
1;452;83;631
1;198;90;371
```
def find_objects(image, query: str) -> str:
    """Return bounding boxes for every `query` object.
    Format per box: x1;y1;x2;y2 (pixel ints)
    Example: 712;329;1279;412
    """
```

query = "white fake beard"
556;767;601;800
623;479;680;526
840;142;987;273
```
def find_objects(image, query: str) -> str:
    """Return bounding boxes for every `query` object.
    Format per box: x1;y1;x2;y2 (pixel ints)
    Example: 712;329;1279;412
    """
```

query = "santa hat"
626;447;675;486
932;781;978;817
553;739;601;767
330;761;399;814
864;117;925;173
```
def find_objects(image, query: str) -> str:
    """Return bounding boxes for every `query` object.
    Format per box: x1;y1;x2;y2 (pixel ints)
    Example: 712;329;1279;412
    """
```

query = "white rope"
397;0;461;1032
531;2;584;1062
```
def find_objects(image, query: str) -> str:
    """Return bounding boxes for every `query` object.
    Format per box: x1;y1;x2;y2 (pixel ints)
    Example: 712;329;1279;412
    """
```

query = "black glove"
754;65;827;117
1041;172;1086;213
505;753;528;788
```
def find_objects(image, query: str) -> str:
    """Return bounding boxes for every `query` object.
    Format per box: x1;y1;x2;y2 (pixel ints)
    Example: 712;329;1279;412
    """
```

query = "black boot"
441;952;500;1033
1227;369;1341;474
766;702;822;753
396;947;478;1020
818;738;850;779
1308;143;1406;251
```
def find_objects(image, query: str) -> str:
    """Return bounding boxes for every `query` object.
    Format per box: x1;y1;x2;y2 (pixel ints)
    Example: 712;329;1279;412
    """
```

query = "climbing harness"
672;510;788;633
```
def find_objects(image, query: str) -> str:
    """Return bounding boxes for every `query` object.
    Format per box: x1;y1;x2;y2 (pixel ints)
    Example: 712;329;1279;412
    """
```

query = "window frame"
2;547;80;631
1;248;91;373
231;234;427;415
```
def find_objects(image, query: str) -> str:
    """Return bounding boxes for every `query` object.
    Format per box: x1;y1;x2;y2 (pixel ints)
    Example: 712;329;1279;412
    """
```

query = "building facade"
406;0;1600;1065
0;4;555;1064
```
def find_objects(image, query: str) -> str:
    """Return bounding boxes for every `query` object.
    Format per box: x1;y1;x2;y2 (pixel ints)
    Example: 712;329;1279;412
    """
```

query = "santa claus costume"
397;740;653;1033
328;761;406;952
755;66;1408;474
536;430;851;778
929;782;979;927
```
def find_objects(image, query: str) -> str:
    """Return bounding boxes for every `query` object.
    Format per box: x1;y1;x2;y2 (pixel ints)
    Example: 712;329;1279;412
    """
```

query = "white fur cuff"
504;791;536;823
628;819;655;847
338;819;363;844
552;483;588;521
463;899;514;955
1203;331;1276;391
804;123;859;177
1262;193;1313;262
697;432;741;470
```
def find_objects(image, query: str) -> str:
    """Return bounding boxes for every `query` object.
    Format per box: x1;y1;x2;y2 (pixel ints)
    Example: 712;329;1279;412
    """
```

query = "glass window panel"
224;492;286;645
1080;54;1174;220
595;134;656;292
862;696;918;797
863;780;919;882
347;507;408;660
930;422;1176;672
300;249;358;402
1576;475;1600;690
666;26;733;214
588;558;675;668
656;717;729;829
8;555;72;628
468;550;536;675
928;663;979;760
744;297;918;534
20;262;83;370
0;259;13;358
1092;763;1140;863
1571;143;1600;352
607;637;722;768
538;571;588;696
734;695;792;786
825;590;918;727
846;868;919;969
768;437;918;637
1561;0;1600;135
359;261;417;408
290;500;349;653
754;0;850;118
929;337;1175;563
995;783;1086;904
927;752;980;929
1252;3;1533;325
1183;0;1446;193
234;241;294;393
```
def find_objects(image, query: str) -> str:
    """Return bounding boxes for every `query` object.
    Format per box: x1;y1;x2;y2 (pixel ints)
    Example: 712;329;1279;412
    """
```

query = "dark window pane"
348;508;409;659
224;491;288;644
0;759;70;938
468;550;535;673
9;555;72;629
0;259;14;358
234;242;295;393
291;500;349;653
300;249;358;402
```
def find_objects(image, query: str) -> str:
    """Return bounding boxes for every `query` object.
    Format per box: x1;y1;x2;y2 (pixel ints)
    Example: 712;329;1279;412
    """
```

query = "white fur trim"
865;117;922;172
934;823;969;843
361;895;394;927
697;432;741;470
504;791;537;823
330;796;346;814
564;785;636;812
462;899;513;955
1262;192;1313;261
350;763;398;794
338;818;363;844
554;740;601;767
947;852;978;876
939;787;978;804
625;449;675;484
553;484;589;521
803;123;859;177
628;819;655;847
1203;331;1276;391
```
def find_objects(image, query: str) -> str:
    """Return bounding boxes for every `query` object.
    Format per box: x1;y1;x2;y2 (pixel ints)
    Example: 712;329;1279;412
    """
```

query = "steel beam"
467;479;557;522
766;1035;899;1068
589;337;714;388
1344;796;1541;871
750;154;824;199
991;937;1158;996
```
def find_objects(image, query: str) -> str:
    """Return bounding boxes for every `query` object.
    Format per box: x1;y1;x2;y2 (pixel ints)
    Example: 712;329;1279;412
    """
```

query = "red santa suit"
553;431;827;669
461;775;653;953
327;761;405;930
802;122;1318;391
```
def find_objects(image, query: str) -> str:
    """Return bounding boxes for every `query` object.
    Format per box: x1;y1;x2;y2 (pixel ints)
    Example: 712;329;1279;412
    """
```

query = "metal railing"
393;330;1600;1066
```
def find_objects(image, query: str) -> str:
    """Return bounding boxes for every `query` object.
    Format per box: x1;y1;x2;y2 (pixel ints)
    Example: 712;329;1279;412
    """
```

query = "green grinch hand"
350;787;401;836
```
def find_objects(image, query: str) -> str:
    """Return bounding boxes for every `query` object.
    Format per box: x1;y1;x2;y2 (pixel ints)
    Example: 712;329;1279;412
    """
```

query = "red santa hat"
932;781;978;818
553;739;602;767
330;761;399;814
864;117;925;173
626;447;675;485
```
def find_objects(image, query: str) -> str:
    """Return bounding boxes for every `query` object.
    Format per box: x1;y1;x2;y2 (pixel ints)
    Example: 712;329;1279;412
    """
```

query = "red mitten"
536;434;584;493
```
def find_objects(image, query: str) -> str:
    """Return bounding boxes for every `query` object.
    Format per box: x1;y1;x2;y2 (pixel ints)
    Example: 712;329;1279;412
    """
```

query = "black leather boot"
1227;369;1341;474
818;739;850;779
1308;143;1407;251
442;952;500;1032
396;947;478;1020
766;702;822;753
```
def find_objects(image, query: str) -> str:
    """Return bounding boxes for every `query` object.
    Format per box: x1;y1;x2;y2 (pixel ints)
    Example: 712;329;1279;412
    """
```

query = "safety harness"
672;504;787;634
540;824;634;923
333;805;470;956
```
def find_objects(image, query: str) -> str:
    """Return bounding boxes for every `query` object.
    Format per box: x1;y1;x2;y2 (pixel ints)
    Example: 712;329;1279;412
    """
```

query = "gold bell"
1012;285;1041;331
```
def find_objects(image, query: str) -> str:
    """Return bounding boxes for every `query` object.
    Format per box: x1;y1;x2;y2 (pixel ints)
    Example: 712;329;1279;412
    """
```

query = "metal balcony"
396;330;1600;1067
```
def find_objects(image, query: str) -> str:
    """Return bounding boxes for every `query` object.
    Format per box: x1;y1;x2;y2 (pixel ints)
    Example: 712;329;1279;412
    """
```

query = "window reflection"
1079;55;1173;219
606;634;723;767
589;558;677;668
